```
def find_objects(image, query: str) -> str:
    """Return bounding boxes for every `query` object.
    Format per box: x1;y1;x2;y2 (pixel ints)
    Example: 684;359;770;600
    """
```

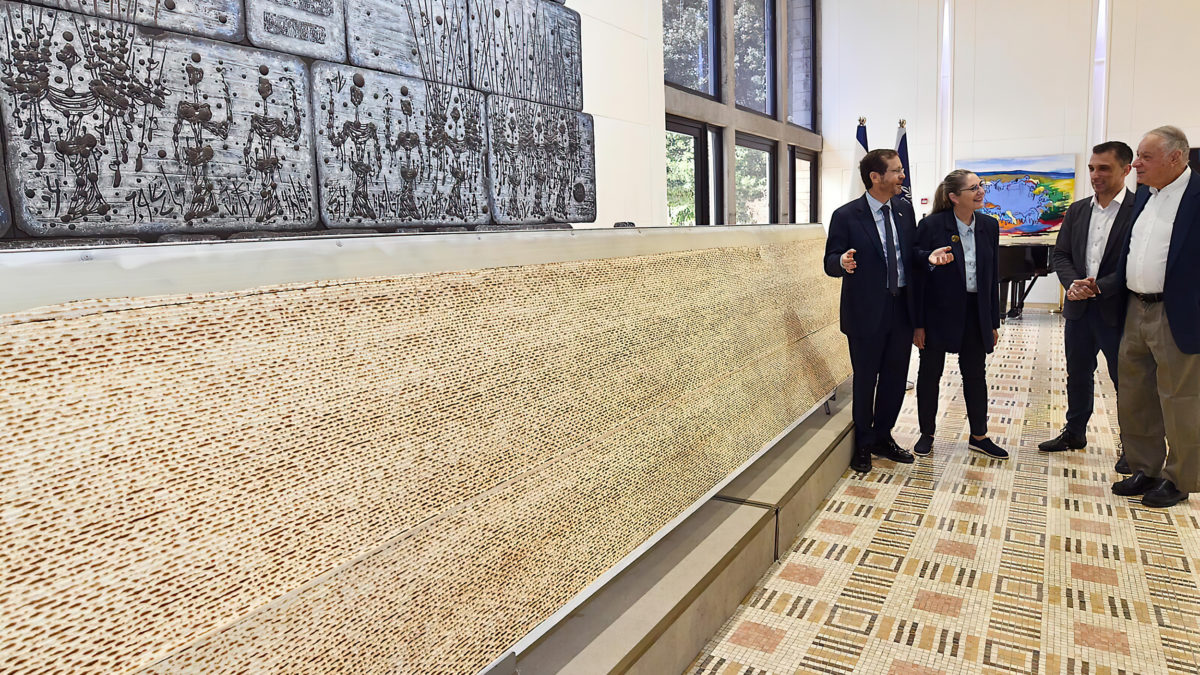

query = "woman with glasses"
911;169;1008;460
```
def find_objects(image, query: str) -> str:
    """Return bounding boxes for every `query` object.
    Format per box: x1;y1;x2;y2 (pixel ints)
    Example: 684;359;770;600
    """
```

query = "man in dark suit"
1111;126;1200;508
824;149;917;473
1039;142;1135;473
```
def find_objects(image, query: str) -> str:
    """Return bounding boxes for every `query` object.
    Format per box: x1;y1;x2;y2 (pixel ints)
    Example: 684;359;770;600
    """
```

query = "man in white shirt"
1040;142;1135;471
1111;126;1200;508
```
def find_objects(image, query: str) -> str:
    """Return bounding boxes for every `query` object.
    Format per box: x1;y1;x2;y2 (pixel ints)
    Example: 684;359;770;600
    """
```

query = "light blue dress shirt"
955;213;978;293
864;193;907;288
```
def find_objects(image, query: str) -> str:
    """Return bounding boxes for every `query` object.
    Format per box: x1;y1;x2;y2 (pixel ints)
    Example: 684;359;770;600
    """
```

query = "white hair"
1145;125;1190;162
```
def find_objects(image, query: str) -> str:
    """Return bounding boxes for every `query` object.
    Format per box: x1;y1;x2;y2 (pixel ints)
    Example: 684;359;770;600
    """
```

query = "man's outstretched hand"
841;248;857;273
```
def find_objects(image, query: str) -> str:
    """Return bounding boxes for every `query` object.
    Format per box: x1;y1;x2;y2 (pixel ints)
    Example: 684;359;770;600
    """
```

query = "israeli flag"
851;117;868;200
895;120;913;204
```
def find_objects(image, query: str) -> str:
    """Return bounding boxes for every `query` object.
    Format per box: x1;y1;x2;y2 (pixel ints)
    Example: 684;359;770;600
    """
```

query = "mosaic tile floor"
689;310;1200;675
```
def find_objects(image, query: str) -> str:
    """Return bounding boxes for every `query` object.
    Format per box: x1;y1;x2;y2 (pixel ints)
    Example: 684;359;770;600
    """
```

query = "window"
735;133;776;224
787;0;815;129
664;0;818;228
666;131;699;226
663;0;720;97
666;116;724;226
790;146;816;223
734;0;775;115
706;127;724;223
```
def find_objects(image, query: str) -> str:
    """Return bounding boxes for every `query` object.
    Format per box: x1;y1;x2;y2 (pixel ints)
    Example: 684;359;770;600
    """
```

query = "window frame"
666;115;725;226
785;0;816;132
789;145;817;224
732;0;778;118
734;131;778;225
663;0;724;101
663;0;820;227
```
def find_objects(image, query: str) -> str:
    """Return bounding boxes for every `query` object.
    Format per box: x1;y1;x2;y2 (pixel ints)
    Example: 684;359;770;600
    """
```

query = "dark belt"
1133;291;1165;303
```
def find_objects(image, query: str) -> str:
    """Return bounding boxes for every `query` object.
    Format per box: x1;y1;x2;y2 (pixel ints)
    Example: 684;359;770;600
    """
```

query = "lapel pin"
951;234;961;243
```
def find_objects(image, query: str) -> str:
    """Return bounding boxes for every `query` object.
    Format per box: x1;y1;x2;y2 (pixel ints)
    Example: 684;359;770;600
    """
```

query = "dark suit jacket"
914;210;1002;353
823;194;918;337
1052;190;1135;326
1114;172;1200;354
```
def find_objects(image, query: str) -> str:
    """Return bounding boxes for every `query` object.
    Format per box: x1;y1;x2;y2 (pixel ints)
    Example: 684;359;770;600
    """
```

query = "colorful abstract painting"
957;154;1075;235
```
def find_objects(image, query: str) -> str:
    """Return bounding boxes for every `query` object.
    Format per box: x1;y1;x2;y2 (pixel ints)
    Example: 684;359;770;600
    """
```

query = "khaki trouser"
1118;296;1200;493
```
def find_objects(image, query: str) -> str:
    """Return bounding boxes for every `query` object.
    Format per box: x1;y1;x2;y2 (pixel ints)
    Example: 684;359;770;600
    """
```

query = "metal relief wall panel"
0;154;11;236
313;62;489;228
469;0;583;111
0;3;317;236
19;0;243;42
246;0;347;62
345;0;471;88
487;95;595;224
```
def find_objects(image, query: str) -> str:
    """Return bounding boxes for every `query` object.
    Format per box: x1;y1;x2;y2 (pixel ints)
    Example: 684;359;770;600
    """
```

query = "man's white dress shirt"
1086;192;1124;279
1128;169;1192;294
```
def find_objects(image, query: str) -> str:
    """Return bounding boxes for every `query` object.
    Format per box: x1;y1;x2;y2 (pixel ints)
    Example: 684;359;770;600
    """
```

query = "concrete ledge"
717;381;853;557
517;500;775;675
514;385;853;675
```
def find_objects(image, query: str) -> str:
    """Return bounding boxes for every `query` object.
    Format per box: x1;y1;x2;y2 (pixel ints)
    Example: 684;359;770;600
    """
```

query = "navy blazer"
1052;190;1136;326
914;210;1002;354
824;194;918;337
1114;172;1200;354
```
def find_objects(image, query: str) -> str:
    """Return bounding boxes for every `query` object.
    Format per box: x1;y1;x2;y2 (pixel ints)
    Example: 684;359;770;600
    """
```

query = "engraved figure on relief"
244;69;302;223
423;83;483;221
398;0;483;222
0;7;167;224
384;81;421;220
325;71;382;220
493;100;546;221
172;56;231;222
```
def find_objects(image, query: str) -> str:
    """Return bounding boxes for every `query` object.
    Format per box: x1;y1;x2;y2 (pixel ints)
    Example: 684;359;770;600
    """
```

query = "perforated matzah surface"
0;238;847;674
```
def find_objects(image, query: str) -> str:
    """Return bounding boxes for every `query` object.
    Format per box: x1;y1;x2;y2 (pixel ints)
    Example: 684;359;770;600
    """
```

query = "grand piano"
998;232;1058;319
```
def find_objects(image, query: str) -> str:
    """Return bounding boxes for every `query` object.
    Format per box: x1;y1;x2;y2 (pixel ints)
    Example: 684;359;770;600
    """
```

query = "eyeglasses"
958;183;984;194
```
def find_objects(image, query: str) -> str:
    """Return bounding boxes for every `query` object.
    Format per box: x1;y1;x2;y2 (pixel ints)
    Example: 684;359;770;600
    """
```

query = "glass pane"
735;0;772;113
666;131;698;226
787;0;814;128
793;155;812;223
735;145;771;224
663;0;717;95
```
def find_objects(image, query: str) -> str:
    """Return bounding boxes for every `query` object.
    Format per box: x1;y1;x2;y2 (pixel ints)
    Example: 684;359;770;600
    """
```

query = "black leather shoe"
1112;470;1156;496
873;439;915;464
1038;428;1087;452
912;434;934;457
850;446;872;473
969;436;1009;460
1143;479;1189;508
1114;454;1130;474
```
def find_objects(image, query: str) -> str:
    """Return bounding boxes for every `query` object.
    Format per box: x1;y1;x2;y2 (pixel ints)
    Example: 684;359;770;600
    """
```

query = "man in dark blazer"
1039;142;1135;472
1111;126;1200;508
824;149;918;473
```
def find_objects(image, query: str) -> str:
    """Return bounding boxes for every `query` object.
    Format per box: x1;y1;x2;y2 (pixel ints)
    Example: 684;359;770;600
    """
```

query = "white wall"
951;0;1094;172
1107;0;1200;154
572;0;668;229
818;0;942;226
